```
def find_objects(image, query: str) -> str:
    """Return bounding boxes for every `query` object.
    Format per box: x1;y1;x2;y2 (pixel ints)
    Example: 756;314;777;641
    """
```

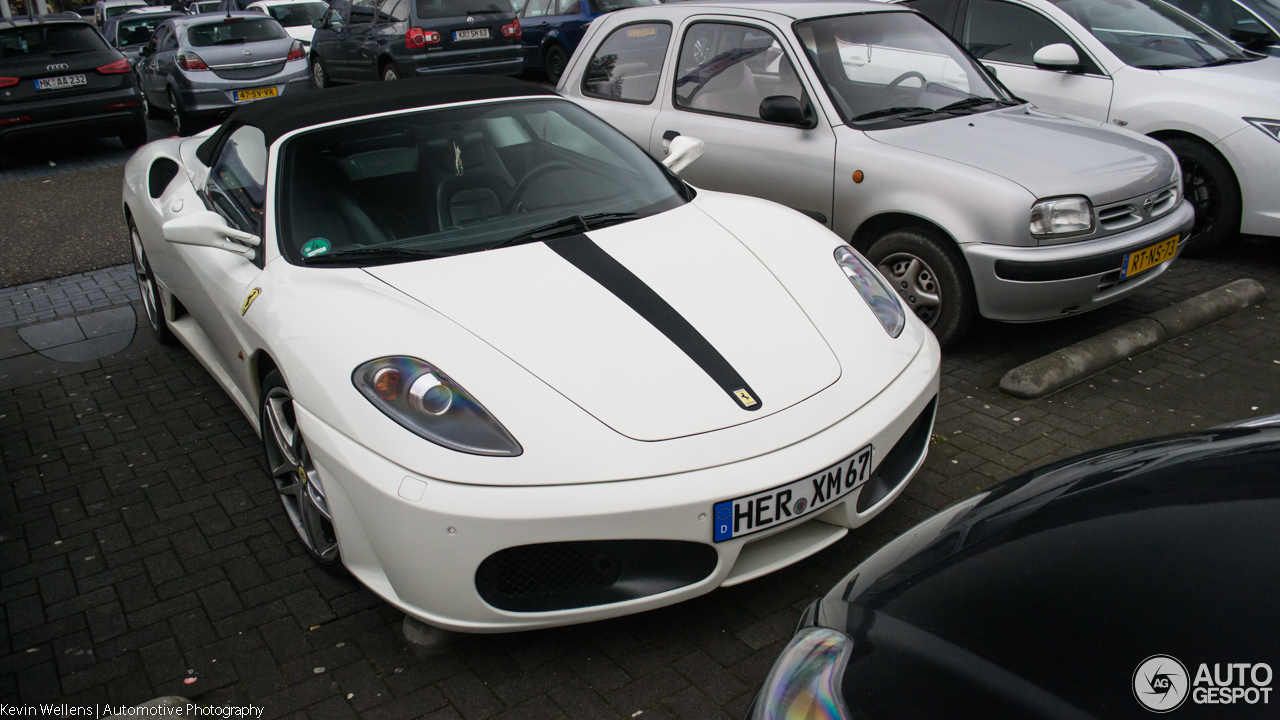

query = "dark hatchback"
749;420;1280;719
308;0;521;86
102;10;185;63
518;0;656;83
0;14;147;151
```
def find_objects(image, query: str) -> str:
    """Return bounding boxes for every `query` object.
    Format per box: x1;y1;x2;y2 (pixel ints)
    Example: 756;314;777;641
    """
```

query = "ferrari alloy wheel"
129;219;176;344
867;227;975;348
1165;136;1240;256
260;371;344;571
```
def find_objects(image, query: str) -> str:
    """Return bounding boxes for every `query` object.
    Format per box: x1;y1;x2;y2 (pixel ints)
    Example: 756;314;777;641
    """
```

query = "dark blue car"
517;0;656;83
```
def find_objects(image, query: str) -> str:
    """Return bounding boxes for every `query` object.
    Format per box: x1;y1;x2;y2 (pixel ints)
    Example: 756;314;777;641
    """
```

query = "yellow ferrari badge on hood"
734;389;758;408
242;288;261;316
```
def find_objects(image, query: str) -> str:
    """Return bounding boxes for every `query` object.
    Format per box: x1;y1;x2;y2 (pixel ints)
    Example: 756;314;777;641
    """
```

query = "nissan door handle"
662;130;680;154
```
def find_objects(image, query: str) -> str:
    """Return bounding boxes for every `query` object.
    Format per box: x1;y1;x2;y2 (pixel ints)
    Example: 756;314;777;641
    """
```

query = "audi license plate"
454;28;490;40
35;74;87;90
713;444;873;543
235;86;278;102
1120;234;1179;280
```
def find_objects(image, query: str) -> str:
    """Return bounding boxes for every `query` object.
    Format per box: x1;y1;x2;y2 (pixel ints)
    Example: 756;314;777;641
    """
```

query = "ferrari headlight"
353;357;521;457
834;246;904;337
751;627;853;720
1245;117;1280;142
1030;196;1093;237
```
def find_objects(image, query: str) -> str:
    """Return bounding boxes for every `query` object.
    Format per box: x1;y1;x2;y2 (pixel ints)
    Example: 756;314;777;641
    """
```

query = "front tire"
260;370;346;573
866;227;976;348
140;83;162;119
1164;136;1241;256
129;218;177;345
167;89;190;137
544;44;568;84
311;56;332;89
381;63;397;81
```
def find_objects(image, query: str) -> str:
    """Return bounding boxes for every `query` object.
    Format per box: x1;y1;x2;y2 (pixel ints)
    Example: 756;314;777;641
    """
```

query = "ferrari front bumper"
296;339;940;633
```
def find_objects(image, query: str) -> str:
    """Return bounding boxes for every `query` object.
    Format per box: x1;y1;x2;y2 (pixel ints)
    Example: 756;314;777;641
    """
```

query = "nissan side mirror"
759;95;812;126
982;62;997;78
140;44;154;55
1229;24;1275;47
662;135;704;175
163;210;260;260
312;17;323;27
1032;43;1082;71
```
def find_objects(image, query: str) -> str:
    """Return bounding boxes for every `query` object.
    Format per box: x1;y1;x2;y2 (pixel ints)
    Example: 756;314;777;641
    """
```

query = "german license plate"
235;86;278;102
35;74;87;90
454;28;489;40
713;445;873;543
1120;234;1179;279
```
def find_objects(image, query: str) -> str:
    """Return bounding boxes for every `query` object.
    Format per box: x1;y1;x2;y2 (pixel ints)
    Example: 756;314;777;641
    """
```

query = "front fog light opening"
752;627;854;720
353;357;521;457
1030;196;1094;238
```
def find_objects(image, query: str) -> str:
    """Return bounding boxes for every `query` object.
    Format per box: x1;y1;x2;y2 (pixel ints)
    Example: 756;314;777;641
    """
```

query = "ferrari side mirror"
163;210;260;260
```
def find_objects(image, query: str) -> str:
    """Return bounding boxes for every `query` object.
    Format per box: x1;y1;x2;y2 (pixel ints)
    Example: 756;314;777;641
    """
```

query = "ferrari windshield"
795;11;1011;127
1050;0;1250;68
278;99;688;265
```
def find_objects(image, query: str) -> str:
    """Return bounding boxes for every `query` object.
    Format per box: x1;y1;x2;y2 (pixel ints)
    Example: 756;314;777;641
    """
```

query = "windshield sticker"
627;26;656;38
302;238;331;258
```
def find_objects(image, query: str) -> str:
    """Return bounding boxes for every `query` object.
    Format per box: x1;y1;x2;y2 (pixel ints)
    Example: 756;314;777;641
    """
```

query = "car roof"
624;0;903;19
0;13;93;27
169;10;273;26
195;75;559;166
100;0;149;7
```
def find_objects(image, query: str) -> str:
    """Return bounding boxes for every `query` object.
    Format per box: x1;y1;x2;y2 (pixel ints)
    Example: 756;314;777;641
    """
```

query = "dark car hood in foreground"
810;424;1280;719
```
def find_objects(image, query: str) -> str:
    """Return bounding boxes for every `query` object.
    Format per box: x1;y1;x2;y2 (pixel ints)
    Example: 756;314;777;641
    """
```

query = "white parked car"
902;0;1280;253
121;77;941;632
245;0;328;46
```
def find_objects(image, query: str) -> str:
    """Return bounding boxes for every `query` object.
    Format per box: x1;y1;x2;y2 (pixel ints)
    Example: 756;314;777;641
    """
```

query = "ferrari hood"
867;105;1177;206
366;204;842;442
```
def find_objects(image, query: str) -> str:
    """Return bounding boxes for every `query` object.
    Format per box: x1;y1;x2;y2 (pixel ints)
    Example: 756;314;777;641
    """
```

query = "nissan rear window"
186;17;287;46
118;17;171;46
0;24;108;61
414;0;512;20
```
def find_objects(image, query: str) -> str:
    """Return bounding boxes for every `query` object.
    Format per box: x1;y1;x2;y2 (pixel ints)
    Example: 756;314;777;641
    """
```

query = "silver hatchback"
135;12;311;135
561;1;1195;346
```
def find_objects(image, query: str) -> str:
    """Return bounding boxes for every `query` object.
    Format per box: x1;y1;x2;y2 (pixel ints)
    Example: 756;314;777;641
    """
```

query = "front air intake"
856;396;937;513
475;539;718;612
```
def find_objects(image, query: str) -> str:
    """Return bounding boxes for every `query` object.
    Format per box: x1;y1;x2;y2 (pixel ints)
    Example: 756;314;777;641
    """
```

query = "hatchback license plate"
1120;234;1179;279
713;444;873;543
454;28;489;40
35;74;87;90
235;86;278;102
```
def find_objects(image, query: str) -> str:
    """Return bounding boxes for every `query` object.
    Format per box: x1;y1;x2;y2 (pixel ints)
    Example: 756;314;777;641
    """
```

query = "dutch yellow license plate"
1120;234;1179;279
235;86;278;102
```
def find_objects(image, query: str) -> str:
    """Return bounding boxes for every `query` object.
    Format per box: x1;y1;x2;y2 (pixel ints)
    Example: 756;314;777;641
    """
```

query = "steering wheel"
507;161;576;214
878;70;928;107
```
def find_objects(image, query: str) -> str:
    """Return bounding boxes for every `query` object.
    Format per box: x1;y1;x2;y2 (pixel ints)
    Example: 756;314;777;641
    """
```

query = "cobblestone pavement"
2;239;1279;718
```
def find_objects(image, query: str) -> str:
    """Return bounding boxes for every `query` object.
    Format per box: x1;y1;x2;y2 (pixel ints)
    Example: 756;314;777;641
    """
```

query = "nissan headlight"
1030;196;1094;238
751;627;853;720
1245;117;1280;142
353;357;521;456
834;246;905;337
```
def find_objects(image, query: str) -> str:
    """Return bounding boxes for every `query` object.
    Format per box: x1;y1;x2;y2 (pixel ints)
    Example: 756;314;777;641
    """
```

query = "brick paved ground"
2;239;1279;718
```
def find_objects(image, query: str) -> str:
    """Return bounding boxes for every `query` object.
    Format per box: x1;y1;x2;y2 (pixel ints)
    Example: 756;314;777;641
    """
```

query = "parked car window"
377;0;408;23
522;0;552;18
159;25;179;49
1045;0;1248;67
208;125;268;235
263;1;328;26
555;0;578;14
117;16;173;47
350;0;376;24
187;17;287;45
416;0;512;20
278;100;685;264
324;0;348;27
582;22;671;103
0;23;107;58
107;2;146;18
901;0;959;30
588;0;658;13
961;0;1081;66
674;22;807;122
795;12;1006;124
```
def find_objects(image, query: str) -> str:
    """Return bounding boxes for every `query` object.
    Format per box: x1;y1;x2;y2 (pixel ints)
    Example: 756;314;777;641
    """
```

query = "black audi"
748;418;1280;719
0;12;148;151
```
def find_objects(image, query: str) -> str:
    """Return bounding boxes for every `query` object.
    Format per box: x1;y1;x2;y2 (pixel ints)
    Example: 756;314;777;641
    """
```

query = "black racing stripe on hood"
547;234;762;412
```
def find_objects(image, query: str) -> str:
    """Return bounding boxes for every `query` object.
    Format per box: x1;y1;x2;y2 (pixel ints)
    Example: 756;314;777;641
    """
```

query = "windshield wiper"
1200;56;1259;67
213;38;246;45
48;48;87;55
489;212;640;250
464;7;504;12
850;106;932;122
933;96;1018;113
302;245;459;266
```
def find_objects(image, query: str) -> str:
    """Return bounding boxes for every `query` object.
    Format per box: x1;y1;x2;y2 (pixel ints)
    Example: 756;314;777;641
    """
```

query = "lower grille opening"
856;396;937;513
475;539;718;613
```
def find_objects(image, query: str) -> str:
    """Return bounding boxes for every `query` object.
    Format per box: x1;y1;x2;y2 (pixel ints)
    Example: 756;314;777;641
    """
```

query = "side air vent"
149;158;180;199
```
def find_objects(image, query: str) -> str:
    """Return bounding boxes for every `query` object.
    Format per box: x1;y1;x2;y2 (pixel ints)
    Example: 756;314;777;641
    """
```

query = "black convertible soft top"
195;76;558;166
